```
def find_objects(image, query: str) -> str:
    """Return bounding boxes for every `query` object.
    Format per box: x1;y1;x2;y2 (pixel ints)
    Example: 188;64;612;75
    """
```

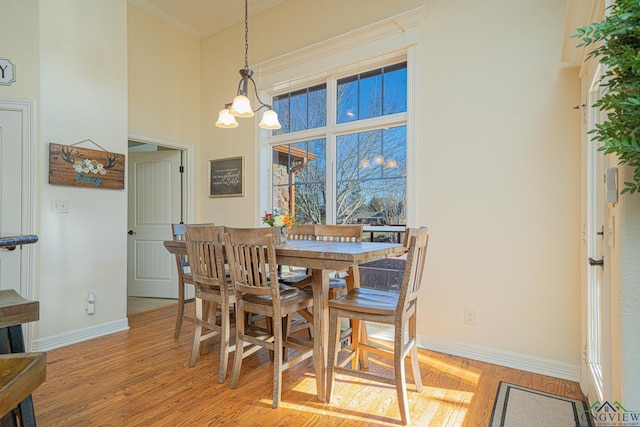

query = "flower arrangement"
261;209;295;229
73;158;108;175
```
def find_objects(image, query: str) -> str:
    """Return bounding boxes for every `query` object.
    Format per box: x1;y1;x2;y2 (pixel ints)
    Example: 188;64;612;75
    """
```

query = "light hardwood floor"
31;305;585;426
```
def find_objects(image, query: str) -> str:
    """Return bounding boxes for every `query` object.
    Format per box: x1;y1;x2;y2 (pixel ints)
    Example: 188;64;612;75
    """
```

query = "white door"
0;109;23;293
127;150;182;298
584;70;611;403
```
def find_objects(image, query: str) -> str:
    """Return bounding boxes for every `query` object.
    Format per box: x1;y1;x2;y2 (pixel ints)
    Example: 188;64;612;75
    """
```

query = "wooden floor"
32;305;585;426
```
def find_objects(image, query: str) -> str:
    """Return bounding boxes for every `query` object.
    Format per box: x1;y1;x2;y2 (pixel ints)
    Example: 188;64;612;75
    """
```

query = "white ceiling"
130;0;284;39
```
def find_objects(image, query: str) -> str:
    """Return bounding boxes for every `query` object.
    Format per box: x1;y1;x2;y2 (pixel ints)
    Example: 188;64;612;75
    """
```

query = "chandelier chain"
244;0;249;69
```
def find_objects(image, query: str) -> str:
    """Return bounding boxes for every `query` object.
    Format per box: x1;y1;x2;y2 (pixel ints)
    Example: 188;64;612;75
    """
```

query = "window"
273;85;326;134
256;7;424;244
270;63;407;242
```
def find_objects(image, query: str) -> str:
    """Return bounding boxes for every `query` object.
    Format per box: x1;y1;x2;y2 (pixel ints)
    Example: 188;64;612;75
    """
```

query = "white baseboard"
365;323;581;382
32;318;130;352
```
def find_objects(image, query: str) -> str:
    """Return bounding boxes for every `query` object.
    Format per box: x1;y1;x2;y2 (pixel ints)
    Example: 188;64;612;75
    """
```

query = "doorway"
126;135;194;313
584;67;612;403
0;99;35;348
0;100;35;297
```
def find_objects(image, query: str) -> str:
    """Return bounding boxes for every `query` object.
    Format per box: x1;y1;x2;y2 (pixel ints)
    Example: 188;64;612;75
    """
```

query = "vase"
277;227;287;245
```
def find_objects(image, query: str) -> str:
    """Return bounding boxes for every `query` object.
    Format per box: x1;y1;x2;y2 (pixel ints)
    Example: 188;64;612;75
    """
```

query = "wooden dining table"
163;236;407;401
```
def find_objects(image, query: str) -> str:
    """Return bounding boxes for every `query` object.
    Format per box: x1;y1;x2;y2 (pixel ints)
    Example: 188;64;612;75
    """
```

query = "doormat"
490;381;591;427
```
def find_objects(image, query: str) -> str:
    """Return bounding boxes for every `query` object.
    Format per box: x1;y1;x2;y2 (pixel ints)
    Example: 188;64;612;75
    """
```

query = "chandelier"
215;0;281;130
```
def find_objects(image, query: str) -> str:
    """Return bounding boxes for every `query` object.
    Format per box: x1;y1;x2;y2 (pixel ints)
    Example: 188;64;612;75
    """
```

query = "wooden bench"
0;353;46;426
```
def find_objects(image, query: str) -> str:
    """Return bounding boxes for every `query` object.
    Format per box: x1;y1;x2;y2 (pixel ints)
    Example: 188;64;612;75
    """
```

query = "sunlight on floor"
418;353;482;386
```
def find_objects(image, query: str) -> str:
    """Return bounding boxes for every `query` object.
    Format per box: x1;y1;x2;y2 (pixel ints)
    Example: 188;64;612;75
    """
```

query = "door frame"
126;130;196;300
583;66;612;403
127;130;196;225
0;99;36;348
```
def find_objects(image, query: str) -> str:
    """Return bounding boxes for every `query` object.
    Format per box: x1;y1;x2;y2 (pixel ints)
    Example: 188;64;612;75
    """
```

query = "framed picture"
209;156;245;197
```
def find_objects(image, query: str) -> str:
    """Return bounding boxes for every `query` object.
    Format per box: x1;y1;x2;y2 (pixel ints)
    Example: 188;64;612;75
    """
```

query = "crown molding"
129;0;200;39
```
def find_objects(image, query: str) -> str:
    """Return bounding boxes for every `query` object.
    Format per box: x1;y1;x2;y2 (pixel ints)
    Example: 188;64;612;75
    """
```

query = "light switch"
52;199;69;213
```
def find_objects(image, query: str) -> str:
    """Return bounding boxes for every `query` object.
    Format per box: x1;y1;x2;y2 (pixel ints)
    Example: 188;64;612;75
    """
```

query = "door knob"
128;230;136;235
588;257;604;267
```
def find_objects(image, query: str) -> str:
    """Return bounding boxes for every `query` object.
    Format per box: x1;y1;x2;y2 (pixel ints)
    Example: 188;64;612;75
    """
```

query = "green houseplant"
572;0;640;194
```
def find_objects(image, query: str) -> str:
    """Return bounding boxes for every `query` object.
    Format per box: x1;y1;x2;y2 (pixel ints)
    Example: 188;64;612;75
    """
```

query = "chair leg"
359;321;369;370
189;297;203;367
282;315;290;362
409;313;423;392
265;317;274;361
174;278;185;338
394;323;410;425
17;395;37;427
351;319;360;370
272;315;283;408
218;301;231;383
229;303;246;389
326;309;341;403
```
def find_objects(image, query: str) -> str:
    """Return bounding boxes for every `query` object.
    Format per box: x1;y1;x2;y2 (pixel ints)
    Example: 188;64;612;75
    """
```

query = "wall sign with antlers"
49;141;125;190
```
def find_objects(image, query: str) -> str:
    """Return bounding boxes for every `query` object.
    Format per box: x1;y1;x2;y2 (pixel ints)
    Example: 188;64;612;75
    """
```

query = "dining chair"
171;224;194;338
326;227;429;425
224;227;314;408
184;225;235;383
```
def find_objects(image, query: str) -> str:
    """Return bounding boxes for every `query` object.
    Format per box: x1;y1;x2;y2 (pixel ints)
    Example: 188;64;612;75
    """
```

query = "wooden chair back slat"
286;224;316;240
396;227;429;315
313;224;363;242
184;225;227;296
225;227;280;299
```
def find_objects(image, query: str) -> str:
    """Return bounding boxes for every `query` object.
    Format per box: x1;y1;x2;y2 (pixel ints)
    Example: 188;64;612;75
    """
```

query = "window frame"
254;7;426;229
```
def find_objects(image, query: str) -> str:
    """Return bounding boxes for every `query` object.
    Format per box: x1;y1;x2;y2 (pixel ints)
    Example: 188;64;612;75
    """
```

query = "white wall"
127;2;200;146
417;0;581;368
200;0;582;377
0;0;39;100
35;0;129;344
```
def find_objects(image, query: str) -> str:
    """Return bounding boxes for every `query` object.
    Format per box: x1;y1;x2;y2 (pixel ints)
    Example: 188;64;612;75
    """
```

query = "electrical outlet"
52;199;69;213
464;308;476;325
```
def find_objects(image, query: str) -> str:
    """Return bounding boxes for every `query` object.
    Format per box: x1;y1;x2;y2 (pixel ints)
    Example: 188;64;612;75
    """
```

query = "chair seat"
244;285;313;306
278;270;310;285
329;288;398;316
0;353;46;417
280;272;345;289
329;277;346;289
198;282;234;295
0;290;39;329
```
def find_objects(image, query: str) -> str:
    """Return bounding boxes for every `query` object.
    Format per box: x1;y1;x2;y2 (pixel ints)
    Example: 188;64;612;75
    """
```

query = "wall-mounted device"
605;167;618;203
86;292;96;314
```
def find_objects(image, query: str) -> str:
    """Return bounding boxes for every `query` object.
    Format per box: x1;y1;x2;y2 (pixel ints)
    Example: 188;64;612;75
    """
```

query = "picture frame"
49;142;125;190
209;156;245;197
